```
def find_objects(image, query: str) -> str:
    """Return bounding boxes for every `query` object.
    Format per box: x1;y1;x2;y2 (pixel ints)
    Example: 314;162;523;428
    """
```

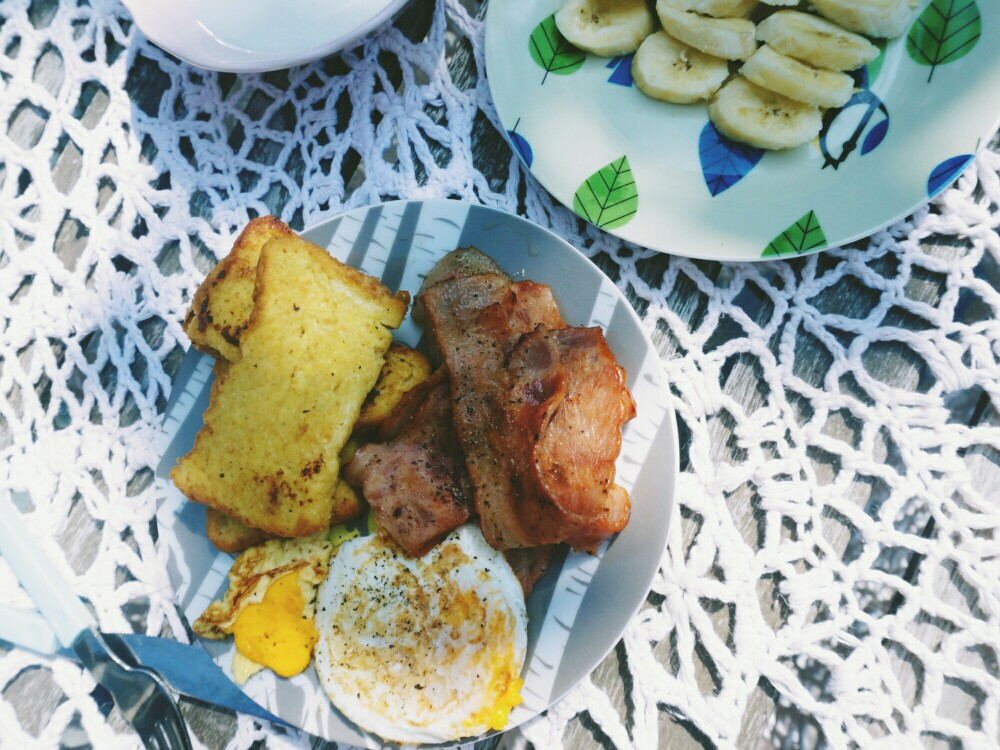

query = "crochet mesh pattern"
1;0;999;748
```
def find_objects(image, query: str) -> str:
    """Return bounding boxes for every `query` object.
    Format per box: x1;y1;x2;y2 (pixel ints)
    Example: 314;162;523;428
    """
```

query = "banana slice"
810;0;913;38
555;0;657;57
757;11;880;70
656;1;757;60
632;31;730;103
659;0;758;19
708;76;822;150
741;45;855;107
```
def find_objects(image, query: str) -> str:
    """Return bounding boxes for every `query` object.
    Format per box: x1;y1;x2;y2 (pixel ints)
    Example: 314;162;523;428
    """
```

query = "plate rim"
121;0;411;73
483;2;1000;262
158;198;679;744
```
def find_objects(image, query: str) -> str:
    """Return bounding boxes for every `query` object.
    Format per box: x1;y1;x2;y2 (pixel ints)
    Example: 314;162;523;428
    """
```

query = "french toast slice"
172;234;408;537
183;216;293;362
204;478;363;553
205;508;270;553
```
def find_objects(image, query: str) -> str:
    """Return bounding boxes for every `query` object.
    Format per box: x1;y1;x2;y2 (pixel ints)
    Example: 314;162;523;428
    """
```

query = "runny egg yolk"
464;648;524;732
232;571;317;678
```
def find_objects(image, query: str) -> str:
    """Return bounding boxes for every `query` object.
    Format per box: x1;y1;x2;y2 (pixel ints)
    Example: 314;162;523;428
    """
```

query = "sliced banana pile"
553;0;912;150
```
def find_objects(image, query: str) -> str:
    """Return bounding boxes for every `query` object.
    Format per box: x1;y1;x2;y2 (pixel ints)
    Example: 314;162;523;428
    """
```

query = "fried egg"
313;525;528;744
193;533;334;684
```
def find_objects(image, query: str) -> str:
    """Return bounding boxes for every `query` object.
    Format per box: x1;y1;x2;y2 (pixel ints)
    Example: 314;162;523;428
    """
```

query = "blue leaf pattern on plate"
605;55;634;87
927;154;974;197
698;121;764;197
508;129;534;168
861;117;889;155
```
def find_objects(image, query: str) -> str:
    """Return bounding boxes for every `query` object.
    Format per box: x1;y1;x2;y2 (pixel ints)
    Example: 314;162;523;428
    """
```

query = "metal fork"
77;630;194;750
0;492;193;749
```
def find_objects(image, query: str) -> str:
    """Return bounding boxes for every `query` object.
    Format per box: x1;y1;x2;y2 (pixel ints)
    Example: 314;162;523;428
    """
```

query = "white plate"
122;0;409;73
154;200;678;746
485;0;1000;260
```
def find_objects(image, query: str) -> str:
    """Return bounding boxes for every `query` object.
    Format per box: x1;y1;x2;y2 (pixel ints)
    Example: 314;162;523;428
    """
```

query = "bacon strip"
506;326;636;549
504;546;555;598
344;379;472;556
422;273;563;549
421;251;635;552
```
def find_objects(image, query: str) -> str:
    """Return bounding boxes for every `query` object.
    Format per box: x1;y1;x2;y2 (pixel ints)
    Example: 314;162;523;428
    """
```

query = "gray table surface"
3;0;998;748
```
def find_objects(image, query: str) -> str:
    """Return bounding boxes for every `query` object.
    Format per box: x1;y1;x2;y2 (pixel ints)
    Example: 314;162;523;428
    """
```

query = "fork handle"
0;605;60;654
0;492;94;647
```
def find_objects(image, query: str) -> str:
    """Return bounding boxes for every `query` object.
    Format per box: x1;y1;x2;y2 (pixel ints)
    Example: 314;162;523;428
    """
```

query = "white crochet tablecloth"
2;0;1000;748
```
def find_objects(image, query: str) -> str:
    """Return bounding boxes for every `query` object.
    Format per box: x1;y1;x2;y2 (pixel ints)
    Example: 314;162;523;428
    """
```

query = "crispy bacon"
421;250;635;552
507;326;636;548
344;379;472;557
422;273;563;549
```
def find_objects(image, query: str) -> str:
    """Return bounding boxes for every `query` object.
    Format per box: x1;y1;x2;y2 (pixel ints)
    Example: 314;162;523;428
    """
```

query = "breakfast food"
202;344;422;553
180;224;640;743
632;32;730;104
344;376;472;556
708;76;822;150
505;326;637;550
661;0;758;19
204;479;364;553
313;526;528;743
810;0;913;38
194;534;334;684
554;0;657;56
741;45;855;108
755;10;880;71
353;343;431;435
421;248;635;551
205;507;270;553
171;234;408;537
183;216;293;362
556;0;913;153
424;274;559;549
203;444;365;554
656;2;756;60
504;545;555;597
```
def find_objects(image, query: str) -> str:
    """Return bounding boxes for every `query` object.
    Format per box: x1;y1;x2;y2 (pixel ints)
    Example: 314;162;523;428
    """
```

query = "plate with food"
154;200;677;746
122;0;409;73
485;0;1000;260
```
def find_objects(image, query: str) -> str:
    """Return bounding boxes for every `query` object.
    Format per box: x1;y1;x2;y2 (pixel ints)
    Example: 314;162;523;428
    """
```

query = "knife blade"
0;605;289;728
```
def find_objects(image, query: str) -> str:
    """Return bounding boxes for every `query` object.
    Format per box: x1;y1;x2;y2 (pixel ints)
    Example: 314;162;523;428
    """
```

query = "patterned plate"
485;0;1000;261
155;200;678;746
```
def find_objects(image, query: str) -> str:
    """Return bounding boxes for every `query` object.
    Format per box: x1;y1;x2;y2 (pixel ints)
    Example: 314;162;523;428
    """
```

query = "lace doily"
2;0;999;748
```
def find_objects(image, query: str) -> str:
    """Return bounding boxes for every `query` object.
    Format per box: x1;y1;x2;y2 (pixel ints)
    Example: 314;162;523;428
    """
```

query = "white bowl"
122;0;410;73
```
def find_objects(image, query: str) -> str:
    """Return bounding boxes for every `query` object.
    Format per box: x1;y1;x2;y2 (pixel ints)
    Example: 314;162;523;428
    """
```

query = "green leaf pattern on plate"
906;0;981;81
573;156;638;230
528;14;586;82
762;210;827;258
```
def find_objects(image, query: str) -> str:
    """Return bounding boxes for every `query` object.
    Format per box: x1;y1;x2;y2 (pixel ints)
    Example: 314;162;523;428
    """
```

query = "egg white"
313;525;528;744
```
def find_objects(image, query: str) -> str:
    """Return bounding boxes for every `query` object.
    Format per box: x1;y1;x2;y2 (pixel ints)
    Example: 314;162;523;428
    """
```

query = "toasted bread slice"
183;216;293;362
171;234;409;537
354;344;432;434
331;478;364;524
205;479;363;553
205;508;271;553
